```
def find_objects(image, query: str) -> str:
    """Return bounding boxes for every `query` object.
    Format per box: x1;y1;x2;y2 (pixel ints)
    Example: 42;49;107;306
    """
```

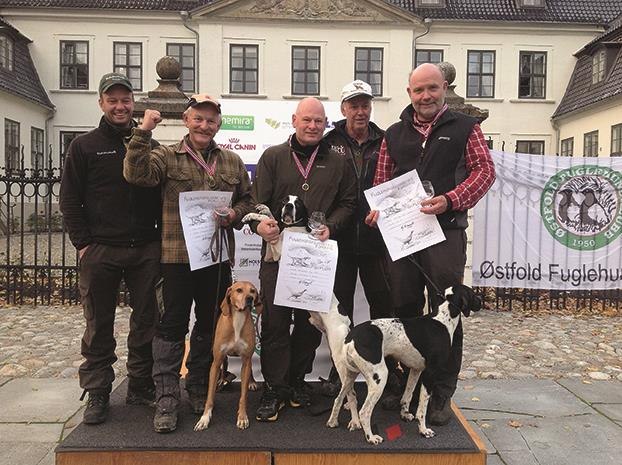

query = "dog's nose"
245;296;254;308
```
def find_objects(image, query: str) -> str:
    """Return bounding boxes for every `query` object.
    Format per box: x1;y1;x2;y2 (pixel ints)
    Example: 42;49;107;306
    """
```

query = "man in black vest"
366;63;495;425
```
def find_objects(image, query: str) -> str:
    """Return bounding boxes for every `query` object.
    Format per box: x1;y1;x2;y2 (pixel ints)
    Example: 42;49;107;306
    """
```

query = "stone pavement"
1;376;621;465
1;302;621;464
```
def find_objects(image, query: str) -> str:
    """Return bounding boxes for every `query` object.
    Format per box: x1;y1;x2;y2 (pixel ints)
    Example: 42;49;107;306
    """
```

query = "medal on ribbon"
290;138;320;193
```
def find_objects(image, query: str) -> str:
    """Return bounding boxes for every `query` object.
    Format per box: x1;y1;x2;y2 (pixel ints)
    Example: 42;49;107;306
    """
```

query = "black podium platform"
56;379;486;465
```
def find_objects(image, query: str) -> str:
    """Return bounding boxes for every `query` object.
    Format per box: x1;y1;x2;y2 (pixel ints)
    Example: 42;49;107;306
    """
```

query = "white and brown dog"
242;195;308;262
309;284;481;444
194;281;263;431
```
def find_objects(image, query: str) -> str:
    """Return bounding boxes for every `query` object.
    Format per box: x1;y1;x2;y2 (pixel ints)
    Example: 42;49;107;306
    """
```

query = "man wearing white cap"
321;80;393;394
124;94;254;433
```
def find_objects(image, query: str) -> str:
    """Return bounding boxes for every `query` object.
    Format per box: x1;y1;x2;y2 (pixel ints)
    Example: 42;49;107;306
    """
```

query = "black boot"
152;336;184;433
290;378;312;408
82;390;110;425
154;396;178;433
256;384;285;422
427;393;452;426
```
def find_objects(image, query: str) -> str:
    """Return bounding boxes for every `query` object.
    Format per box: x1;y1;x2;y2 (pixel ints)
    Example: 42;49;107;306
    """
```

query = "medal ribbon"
413;103;448;146
289;136;320;186
183;139;218;177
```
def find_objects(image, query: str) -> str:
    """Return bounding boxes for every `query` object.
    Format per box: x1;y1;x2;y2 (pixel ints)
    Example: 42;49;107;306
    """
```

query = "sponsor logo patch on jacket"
331;144;346;155
438;136;451;141
96;150;117;156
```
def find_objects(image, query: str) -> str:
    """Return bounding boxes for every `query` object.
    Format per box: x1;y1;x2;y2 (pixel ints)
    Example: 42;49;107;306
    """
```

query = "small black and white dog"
309;284;481;444
242;195;308;262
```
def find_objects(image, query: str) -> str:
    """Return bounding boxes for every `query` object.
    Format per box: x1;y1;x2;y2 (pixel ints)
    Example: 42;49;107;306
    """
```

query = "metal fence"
1;155;620;311
0;153;82;305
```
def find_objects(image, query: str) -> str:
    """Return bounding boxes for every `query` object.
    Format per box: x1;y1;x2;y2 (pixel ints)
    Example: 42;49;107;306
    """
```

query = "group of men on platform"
59;63;495;433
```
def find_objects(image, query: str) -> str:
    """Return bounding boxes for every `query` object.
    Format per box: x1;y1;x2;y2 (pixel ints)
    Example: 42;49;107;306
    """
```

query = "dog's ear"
456;285;481;317
220;286;232;316
446;292;462;318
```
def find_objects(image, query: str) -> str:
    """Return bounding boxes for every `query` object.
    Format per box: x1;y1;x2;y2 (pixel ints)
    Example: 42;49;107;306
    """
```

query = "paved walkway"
1;304;621;464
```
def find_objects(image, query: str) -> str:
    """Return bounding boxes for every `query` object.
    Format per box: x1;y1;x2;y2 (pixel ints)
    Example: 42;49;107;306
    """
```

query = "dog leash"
406;254;447;310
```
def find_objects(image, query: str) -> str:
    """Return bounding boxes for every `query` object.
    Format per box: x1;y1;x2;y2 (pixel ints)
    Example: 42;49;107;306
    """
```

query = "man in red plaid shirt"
366;63;495;425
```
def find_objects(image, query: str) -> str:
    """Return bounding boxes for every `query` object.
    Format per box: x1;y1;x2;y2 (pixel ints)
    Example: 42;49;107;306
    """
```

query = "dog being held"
242;194;308;262
194;281;263;431
309;284;481;444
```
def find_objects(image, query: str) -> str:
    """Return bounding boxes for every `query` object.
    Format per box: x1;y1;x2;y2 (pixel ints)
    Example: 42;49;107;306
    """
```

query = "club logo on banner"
472;151;622;290
541;165;622;251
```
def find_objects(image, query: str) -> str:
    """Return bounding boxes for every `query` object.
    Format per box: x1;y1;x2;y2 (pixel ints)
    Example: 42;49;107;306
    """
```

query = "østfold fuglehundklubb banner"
472;150;622;290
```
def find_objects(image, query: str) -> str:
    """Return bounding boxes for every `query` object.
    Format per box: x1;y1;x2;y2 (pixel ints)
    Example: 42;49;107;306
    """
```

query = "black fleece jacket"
323;119;385;255
60;117;161;249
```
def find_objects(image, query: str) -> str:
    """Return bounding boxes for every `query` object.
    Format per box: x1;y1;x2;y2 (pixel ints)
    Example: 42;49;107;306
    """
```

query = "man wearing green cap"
60;72;162;425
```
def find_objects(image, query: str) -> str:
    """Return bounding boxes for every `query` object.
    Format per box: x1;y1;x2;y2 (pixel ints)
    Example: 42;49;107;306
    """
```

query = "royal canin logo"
218;137;256;151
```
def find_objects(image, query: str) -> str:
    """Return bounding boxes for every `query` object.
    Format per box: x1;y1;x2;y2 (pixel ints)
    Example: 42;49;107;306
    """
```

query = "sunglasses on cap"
185;94;221;113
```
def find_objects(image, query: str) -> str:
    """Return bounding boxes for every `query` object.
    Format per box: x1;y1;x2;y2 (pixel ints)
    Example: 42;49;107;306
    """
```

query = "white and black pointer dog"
309;284;481;444
242;195;309;262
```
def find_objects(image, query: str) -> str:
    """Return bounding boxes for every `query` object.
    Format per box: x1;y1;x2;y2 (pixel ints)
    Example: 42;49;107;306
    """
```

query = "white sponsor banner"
232;225;263;288
472;151;622;290
214;99;345;164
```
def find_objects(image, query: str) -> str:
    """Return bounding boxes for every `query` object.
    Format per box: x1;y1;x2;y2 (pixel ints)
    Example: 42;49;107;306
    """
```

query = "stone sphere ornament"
156;56;182;81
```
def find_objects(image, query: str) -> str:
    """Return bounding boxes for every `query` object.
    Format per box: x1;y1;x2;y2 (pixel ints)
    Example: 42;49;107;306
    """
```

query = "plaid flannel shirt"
124;128;253;263
373;122;495;211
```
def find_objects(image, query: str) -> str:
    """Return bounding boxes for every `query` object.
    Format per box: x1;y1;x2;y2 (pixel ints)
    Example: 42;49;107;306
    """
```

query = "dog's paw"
347;419;362;431
194;411;212;431
237;414;250;429
419;427;436;438
326;416;339;428
248;381;258;392
366;434;384;445
400;411;415;422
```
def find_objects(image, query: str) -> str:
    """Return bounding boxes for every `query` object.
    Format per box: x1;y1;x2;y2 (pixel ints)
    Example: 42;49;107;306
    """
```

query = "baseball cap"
185;93;222;113
340;80;373;102
98;73;133;95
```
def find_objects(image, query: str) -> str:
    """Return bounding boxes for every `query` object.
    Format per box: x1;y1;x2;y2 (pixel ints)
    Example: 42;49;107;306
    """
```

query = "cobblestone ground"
1;304;621;382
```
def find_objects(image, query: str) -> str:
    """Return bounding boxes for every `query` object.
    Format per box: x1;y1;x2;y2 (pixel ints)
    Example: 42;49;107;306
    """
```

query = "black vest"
385;106;476;229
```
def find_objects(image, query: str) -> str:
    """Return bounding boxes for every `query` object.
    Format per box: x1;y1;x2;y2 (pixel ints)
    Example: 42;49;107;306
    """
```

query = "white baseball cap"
340;80;374;102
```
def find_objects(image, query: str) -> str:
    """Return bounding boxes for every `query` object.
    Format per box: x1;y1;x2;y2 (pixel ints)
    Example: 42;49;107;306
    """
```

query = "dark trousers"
78;241;160;393
333;252;393;325
388;229;467;398
156;262;231;392
259;261;322;394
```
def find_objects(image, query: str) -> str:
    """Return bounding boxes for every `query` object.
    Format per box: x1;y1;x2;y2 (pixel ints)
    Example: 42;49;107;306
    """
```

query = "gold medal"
302;182;309;191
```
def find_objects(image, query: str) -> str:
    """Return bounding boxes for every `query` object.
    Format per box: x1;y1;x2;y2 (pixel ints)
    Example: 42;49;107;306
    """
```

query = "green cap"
98;72;133;95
